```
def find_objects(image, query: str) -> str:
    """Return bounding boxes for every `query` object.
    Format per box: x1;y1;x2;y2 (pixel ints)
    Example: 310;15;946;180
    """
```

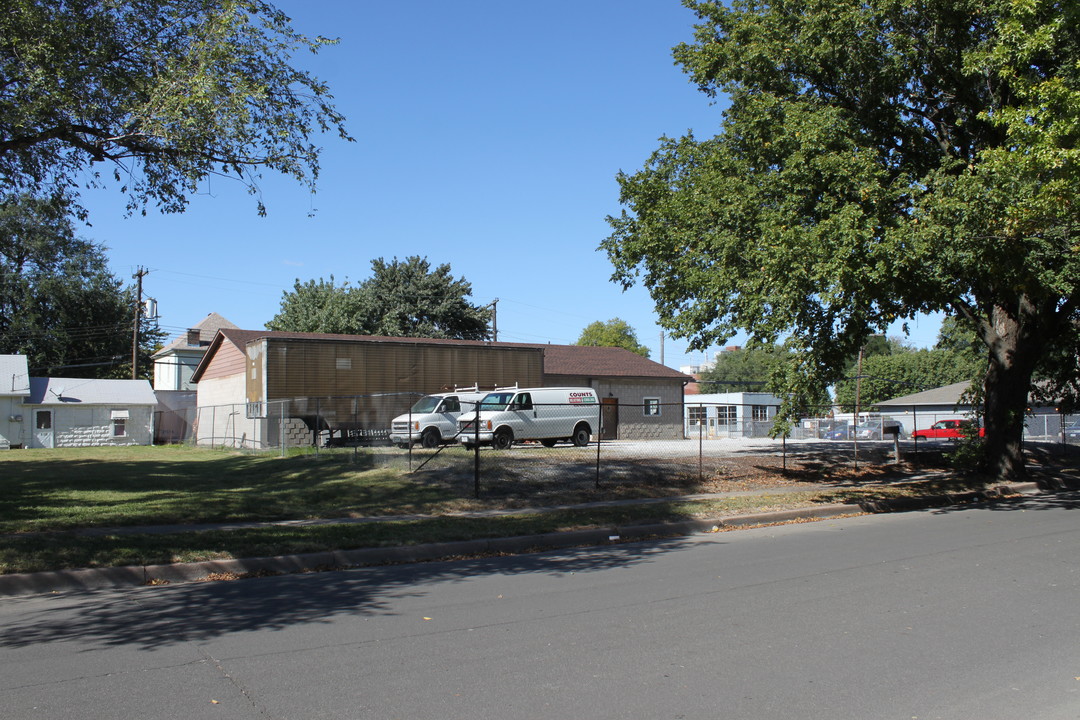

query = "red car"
912;419;985;440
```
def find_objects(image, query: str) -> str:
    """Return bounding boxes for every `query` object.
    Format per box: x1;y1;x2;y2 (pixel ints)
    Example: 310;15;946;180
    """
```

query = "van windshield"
480;392;515;411
410;395;443;414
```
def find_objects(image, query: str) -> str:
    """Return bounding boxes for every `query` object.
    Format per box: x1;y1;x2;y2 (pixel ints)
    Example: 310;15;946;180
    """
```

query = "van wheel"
571;424;591;447
540;439;557;448
492;429;514;450
420;428;441;449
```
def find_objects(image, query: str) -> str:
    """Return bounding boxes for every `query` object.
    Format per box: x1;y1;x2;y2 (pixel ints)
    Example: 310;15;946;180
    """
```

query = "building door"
601;397;619;440
32;410;54;448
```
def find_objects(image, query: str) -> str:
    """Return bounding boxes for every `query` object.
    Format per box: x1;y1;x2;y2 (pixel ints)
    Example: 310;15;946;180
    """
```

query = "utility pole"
132;267;148;379
488;298;499;342
660;331;665;366
853;344;865;469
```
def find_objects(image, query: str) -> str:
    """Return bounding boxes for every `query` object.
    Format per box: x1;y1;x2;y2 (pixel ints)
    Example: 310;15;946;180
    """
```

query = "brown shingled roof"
191;329;692;384
539;344;690;380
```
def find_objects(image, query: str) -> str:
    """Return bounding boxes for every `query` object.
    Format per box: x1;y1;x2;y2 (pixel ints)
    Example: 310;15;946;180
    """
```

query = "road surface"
2;492;1078;719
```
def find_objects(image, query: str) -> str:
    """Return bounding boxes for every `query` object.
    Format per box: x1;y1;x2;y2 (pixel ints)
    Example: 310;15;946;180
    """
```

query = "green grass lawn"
0;444;998;575
0;445;459;534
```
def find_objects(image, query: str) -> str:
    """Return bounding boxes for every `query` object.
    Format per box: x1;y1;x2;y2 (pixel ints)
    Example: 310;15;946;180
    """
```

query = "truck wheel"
571;424;590;447
420;428;441;449
492;429;514;450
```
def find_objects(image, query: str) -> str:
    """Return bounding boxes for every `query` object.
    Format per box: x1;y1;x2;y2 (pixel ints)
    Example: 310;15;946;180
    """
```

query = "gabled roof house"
152;312;238;391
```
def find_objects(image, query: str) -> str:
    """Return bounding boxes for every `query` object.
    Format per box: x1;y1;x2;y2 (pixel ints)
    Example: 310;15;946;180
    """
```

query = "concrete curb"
0;481;1057;598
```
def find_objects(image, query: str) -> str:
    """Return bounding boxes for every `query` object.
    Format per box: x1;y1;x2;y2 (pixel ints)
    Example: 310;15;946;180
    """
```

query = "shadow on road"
0;535;707;651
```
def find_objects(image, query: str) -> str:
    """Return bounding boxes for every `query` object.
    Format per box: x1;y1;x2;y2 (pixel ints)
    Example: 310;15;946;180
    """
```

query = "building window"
717;405;738;425
336;358;352;370
752;405;771;422
688;406;707;425
643;397;661;416
35;411;51;430
110;409;129;437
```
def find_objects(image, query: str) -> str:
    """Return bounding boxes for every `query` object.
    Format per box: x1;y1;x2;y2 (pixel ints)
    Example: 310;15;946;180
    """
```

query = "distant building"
152;312;238;391
684;391;783;438
0;355;31;449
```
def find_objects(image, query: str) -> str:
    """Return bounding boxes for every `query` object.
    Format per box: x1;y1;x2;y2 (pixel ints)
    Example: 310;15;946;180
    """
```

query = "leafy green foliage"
264;276;362;334
266;256;492;340
698;346;774;392
0;195;163;378
0;0;351;217
834;349;983;409
576;318;650;357
603;0;1080;480
360;257;491;340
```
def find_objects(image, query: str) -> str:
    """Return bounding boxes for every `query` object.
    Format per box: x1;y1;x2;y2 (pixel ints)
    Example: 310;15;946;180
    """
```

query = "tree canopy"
266;257;492;340
0;0;351;217
575;318;650;357
697;346;773;393
604;0;1080;480
0;194;162;378
834;348;985;410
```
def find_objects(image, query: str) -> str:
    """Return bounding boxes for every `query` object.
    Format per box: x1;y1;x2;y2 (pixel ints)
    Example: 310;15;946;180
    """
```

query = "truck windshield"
480;392;515;410
410;396;443;414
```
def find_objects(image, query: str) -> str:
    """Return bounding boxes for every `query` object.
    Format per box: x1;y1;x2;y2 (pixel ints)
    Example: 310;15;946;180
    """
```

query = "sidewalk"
0;477;1064;598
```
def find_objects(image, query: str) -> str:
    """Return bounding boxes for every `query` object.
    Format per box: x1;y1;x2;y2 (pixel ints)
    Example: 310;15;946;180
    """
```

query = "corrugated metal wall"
251;338;542;399
240;338;544;440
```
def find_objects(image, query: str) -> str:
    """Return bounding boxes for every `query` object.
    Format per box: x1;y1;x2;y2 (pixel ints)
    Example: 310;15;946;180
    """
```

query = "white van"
390;389;486;448
457;387;600;449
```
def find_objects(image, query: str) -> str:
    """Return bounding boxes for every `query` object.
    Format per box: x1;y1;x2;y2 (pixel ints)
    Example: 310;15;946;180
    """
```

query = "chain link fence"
175;395;1080;496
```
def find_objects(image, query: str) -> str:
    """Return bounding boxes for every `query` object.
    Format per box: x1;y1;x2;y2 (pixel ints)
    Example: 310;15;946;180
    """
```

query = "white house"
22;377;157;448
1;355;31;449
684;391;783;438
152;312;238;391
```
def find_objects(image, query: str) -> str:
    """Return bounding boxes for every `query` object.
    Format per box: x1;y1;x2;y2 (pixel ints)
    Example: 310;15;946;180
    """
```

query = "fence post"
595;401;602;489
698;404;704;484
473;401;481;499
211;405;216;448
912;405;918;459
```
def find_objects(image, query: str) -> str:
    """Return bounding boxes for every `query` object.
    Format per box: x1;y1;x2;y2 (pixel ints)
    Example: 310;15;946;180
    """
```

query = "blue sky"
82;0;943;370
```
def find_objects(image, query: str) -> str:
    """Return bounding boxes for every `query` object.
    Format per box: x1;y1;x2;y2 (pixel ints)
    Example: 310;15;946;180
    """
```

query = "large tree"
576;318;650;357
360;257;491;340
0;194;162;378
264;276;363;334
604;0;1080;481
698;346;774;393
0;0;350;216
267;257;492;340
833;349;984;410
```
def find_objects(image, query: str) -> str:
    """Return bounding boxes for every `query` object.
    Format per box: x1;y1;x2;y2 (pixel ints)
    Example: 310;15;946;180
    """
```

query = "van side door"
510;392;538;437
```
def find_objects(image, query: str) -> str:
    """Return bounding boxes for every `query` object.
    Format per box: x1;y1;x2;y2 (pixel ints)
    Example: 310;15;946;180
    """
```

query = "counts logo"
568;392;597;404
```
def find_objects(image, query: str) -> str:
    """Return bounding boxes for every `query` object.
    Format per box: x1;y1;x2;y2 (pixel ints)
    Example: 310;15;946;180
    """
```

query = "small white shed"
22;377;157;448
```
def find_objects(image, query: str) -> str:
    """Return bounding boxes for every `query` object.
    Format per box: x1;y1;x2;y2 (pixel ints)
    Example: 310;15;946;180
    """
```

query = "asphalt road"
2;492;1078;720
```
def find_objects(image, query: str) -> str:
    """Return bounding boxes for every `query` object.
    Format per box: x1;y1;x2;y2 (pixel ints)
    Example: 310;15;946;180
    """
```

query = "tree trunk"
978;302;1046;483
